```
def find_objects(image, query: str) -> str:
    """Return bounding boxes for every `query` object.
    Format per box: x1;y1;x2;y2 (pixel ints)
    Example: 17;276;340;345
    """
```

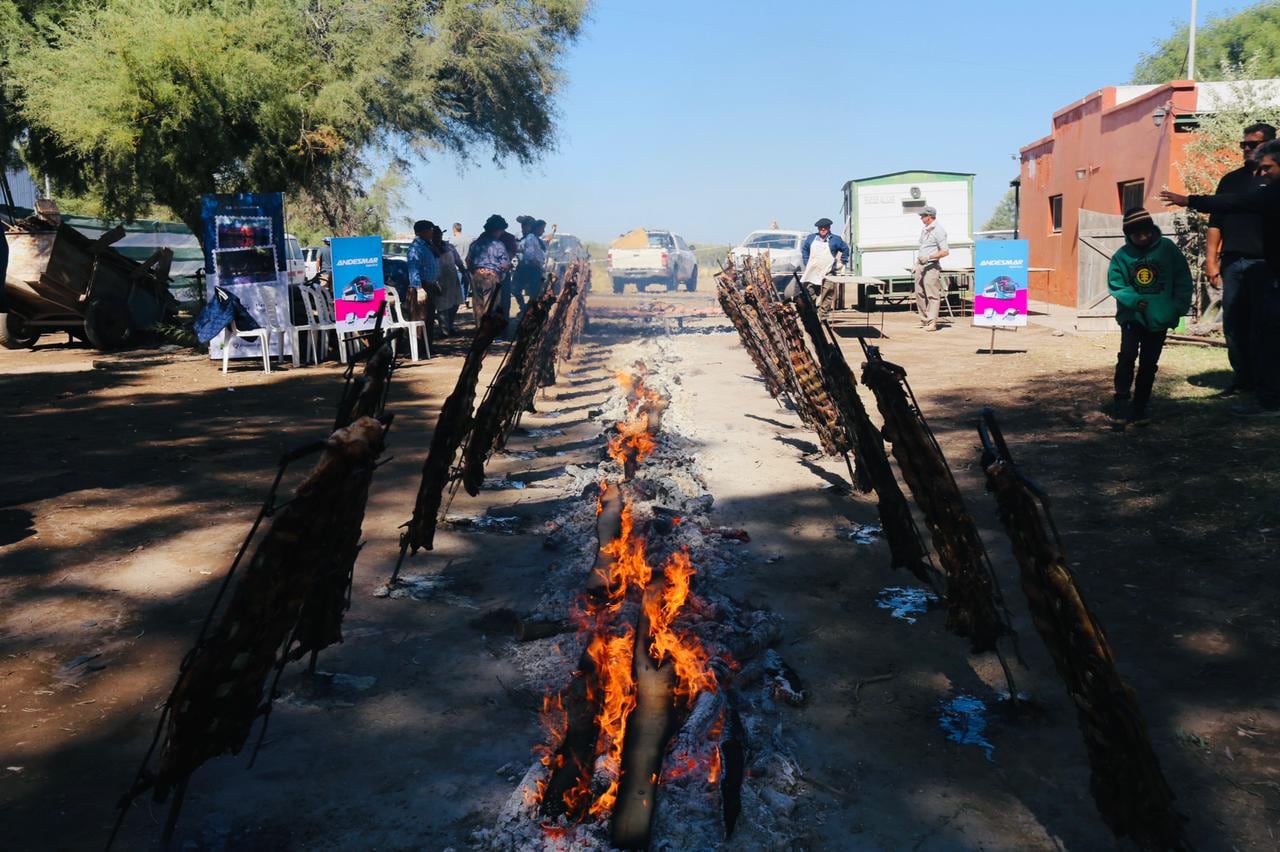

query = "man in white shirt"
914;206;950;332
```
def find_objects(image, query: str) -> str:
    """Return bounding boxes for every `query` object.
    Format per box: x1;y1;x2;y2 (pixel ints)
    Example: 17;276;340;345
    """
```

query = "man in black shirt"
1163;139;1280;415
1206;122;1274;395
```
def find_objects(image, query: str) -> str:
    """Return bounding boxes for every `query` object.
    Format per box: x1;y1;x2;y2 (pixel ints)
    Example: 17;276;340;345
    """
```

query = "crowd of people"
400;213;555;346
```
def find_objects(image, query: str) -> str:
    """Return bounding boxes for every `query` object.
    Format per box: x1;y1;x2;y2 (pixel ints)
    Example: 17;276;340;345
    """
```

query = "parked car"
382;255;411;303
730;229;806;288
383;238;413;258
302;245;328;280
607;229;697;293
547;233;589;273
284;233;307;288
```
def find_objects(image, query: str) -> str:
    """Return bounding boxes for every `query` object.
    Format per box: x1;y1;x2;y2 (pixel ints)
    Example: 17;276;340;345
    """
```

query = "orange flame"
526;692;569;806
646;549;718;705
586;626;638;817
598;505;651;602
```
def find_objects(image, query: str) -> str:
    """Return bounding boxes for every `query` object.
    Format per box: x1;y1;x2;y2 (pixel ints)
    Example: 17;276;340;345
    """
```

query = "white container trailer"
841;170;975;279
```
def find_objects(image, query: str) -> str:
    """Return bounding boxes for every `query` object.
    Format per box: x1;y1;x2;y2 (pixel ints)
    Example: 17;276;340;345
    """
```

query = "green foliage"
11;0;585;238
1177;61;1280;194
287;161;410;245
1171;62;1280;322
1133;1;1280;83
982;186;1018;231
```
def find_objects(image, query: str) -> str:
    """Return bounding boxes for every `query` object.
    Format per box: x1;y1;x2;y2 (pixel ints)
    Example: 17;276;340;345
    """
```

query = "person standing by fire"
466;214;513;329
914;206;949;332
795;217;849;318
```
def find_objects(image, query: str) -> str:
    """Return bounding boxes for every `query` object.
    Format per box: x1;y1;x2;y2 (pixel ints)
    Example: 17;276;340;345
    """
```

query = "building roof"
1194;78;1280;111
842;170;975;190
1022;79;1280;155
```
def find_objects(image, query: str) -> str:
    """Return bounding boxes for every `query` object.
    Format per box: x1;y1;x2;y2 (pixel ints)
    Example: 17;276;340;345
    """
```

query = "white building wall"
855;179;973;277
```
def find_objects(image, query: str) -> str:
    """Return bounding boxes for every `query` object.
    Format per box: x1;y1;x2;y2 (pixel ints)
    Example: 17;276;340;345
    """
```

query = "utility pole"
1188;0;1198;80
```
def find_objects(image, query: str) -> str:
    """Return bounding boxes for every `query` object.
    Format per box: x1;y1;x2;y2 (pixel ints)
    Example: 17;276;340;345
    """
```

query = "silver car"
730;229;806;288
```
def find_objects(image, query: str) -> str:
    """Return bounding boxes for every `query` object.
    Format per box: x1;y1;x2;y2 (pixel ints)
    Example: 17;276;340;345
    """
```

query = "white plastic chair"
382;288;428;360
220;286;299;374
299;284;339;363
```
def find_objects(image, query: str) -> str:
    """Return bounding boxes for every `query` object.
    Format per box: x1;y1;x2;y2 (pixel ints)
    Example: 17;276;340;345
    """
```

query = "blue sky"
403;0;1243;246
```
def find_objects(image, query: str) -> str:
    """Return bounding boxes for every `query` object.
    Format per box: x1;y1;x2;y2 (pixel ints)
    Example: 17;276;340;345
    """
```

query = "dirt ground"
2;290;1278;851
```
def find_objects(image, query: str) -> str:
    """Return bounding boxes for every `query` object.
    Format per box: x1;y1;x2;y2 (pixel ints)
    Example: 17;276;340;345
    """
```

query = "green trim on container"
843;170;974;189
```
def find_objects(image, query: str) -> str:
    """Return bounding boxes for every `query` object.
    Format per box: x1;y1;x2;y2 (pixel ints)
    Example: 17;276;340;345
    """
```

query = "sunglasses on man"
1241;140;1263;149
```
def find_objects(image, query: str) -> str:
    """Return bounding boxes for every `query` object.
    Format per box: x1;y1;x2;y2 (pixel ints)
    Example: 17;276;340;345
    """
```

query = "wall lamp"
1152;105;1169;128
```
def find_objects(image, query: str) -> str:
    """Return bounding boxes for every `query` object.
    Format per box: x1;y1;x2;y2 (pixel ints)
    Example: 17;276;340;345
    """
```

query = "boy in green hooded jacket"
1107;208;1193;423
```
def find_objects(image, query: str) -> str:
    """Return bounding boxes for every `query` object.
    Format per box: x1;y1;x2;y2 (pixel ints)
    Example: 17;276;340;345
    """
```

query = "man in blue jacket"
799;218;850;317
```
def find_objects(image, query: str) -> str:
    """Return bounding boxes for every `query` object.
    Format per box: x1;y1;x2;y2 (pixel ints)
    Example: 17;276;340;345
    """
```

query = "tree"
286;161;410;245
1132;2;1280;83
10;0;585;238
982;186;1018;231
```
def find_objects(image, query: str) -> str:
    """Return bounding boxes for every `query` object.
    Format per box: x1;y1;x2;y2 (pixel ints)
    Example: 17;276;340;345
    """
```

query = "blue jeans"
1220;256;1260;389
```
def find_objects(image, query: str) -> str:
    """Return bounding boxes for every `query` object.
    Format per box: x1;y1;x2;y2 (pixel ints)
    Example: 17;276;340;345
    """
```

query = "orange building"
1019;81;1202;314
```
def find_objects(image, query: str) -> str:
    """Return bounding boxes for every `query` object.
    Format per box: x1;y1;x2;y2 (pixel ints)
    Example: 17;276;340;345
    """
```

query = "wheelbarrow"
2;211;177;350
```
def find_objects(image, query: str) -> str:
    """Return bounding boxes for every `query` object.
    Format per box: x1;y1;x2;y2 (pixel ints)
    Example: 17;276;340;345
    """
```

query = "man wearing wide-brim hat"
914;206;949;332
465;214;513;328
798;217;850;317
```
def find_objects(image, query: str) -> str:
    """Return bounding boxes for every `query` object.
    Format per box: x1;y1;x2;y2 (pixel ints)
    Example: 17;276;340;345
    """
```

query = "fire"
526;366;725;827
708;746;722;785
527;692;569;806
607;417;658;470
646;549;717;705
586;626;637;817
598;504;651;602
606;371;663;475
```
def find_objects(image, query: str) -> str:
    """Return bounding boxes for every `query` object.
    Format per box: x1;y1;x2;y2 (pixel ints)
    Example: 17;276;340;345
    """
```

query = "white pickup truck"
607;229;698;293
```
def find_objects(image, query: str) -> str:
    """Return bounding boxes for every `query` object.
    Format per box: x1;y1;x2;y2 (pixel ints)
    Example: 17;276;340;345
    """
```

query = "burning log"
400;312;506;558
978;409;1186;850
612;604;676;850
585;481;625;599
540;645;607;822
462;290;555;495
860;348;1012;656
608;373;665;481
115;418;387;841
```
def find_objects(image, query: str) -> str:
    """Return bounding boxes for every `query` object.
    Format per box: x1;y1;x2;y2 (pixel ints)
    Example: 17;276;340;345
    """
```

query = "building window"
1119;180;1145;213
1049;195;1063;233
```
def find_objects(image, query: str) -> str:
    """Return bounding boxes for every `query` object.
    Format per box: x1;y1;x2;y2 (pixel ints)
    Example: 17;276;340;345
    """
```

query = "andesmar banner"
331;235;385;329
973;239;1029;328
